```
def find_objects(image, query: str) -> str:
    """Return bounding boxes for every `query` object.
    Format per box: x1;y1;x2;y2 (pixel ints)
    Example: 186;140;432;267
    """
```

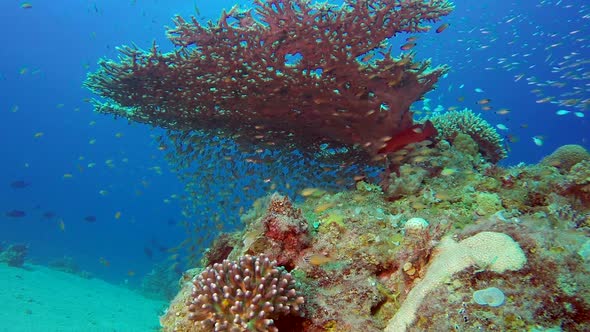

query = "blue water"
0;0;588;287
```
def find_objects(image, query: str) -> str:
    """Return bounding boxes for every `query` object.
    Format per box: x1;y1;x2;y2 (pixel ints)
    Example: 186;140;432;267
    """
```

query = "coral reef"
565;160;590;205
0;243;28;267
161;142;590;331
408;219;590;331
101;3;589;330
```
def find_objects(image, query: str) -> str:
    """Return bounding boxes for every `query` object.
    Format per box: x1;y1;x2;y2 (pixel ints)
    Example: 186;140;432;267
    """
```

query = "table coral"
85;0;453;163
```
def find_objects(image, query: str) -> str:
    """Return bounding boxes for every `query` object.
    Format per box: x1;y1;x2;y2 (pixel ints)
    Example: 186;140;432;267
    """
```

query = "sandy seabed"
0;263;167;332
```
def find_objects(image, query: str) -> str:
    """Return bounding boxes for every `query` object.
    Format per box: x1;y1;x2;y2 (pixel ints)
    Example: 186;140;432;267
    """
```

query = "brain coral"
429;109;507;163
385;231;526;332
540;144;590;171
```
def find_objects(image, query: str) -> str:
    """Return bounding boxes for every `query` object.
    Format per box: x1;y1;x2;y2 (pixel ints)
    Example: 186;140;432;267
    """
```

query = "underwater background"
0;0;588;331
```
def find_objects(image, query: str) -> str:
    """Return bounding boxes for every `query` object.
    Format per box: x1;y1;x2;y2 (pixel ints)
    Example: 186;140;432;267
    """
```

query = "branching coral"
429;109;507;163
187;254;304;331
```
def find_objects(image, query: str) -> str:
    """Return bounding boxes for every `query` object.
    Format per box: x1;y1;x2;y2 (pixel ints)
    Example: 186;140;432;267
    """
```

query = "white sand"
0;264;167;332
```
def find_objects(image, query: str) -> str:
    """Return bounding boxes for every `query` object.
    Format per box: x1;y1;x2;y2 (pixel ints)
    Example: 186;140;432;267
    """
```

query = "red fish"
436;23;450;33
400;42;417;51
377;120;437;154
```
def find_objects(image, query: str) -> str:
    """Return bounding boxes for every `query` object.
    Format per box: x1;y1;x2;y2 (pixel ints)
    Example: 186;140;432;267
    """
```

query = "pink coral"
187;254;304;331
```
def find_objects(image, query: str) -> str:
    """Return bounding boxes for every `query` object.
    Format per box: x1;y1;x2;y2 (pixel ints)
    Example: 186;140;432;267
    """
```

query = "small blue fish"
84;215;97;222
10;180;30;189
6;210;26;218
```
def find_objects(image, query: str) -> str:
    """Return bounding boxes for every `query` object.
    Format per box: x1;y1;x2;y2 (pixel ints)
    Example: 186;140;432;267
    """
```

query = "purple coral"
187;254;304;331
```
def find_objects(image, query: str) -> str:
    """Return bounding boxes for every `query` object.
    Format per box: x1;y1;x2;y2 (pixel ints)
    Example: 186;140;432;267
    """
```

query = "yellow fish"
314;202;335;213
440;168;458;176
300;188;319;197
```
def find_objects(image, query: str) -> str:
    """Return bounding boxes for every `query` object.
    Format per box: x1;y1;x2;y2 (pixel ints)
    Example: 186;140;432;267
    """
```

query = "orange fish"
378;121;438;155
400;42;417;51
305;254;336;266
361;53;375;62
